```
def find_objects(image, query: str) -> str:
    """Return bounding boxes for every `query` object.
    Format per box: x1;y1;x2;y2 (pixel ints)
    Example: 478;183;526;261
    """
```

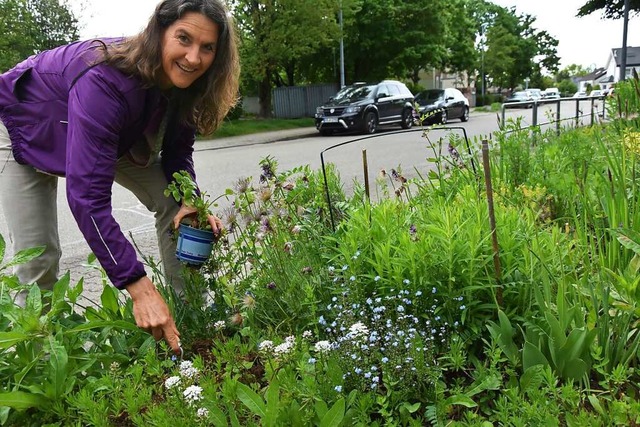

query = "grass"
474;102;503;112
202;117;315;139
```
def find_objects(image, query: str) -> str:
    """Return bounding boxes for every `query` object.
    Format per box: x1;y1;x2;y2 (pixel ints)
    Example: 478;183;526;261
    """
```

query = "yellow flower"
622;129;640;155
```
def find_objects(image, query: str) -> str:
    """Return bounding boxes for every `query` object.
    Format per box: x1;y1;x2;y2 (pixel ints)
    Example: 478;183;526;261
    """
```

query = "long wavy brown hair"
100;0;240;136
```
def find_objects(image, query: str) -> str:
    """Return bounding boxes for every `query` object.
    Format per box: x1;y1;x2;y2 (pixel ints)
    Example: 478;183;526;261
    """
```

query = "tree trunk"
410;68;420;86
258;73;272;118
286;62;295;86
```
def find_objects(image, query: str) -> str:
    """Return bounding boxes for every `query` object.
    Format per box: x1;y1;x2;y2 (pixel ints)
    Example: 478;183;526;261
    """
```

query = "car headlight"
344;106;361;114
316;107;324;115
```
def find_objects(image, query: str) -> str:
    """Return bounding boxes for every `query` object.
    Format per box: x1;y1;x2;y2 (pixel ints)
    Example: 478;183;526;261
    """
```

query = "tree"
0;0;79;72
482;6;559;90
557;79;577;96
26;0;79;51
556;64;593;81
231;0;359;117
577;0;640;19
342;0;398;82
441;0;480;87
483;22;519;89
387;0;449;85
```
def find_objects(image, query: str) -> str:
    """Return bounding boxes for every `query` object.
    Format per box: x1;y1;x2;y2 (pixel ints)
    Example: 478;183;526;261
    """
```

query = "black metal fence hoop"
320;126;476;232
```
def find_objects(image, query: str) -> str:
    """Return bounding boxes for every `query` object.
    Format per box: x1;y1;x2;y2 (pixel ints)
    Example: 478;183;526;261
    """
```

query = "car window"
388;84;401;96
332;85;376;103
415;90;444;103
398;84;413;97
376;84;390;98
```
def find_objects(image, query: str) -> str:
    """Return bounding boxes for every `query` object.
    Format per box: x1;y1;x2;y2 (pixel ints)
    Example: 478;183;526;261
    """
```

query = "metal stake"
481;140;503;306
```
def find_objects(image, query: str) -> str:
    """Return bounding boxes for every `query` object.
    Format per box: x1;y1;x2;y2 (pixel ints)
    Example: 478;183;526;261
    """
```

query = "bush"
476;93;504;106
406;82;426;95
225;99;244;121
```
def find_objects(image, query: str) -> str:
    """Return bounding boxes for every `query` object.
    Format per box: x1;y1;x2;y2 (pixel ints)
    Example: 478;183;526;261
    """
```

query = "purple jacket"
0;38;198;289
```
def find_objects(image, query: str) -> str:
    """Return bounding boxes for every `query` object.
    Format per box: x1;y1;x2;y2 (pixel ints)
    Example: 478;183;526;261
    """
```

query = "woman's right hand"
125;276;181;355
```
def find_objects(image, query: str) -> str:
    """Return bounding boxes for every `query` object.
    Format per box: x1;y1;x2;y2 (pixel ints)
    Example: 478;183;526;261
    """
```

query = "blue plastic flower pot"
175;223;215;266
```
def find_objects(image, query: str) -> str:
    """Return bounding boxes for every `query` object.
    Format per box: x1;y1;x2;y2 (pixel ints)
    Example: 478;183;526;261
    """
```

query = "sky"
69;0;639;70
490;0;639;69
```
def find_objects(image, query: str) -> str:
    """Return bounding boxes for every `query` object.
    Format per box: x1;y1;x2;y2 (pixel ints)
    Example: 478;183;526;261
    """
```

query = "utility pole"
480;32;486;101
339;4;345;88
620;0;630;82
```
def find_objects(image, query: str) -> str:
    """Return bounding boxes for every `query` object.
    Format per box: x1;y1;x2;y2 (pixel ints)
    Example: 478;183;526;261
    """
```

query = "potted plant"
164;170;216;266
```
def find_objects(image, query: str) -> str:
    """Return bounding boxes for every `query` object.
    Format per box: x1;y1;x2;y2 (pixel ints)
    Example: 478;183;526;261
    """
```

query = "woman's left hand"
206;214;223;237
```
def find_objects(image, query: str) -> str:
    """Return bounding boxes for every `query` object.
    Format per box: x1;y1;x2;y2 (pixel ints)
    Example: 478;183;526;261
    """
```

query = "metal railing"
499;95;608;133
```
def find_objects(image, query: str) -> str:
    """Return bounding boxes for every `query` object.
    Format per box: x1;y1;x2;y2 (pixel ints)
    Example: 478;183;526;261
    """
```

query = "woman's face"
159;11;219;89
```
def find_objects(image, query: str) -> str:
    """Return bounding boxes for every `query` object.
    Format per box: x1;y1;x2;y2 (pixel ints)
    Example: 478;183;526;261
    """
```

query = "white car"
573;91;587;98
527;88;543;101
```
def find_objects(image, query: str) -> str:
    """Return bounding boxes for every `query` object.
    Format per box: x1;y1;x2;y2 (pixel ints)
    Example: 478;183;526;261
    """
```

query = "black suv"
315;80;415;135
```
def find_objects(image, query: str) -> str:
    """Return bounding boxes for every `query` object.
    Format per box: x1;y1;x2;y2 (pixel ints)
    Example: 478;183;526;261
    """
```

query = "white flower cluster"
213;320;226;331
347;322;369;339
259;336;296;357
183;385;203;405
164;359;208;417
179;360;200;380
164;376;181;389
273;336;295;356
258;340;274;353
314;340;333;354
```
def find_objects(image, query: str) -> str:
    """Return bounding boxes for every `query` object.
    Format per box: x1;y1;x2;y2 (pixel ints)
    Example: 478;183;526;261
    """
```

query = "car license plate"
323;117;339;123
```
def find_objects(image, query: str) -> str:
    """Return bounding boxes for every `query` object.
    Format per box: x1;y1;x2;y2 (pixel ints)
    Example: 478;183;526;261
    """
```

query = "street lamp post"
620;0;630;82
339;4;345;88
480;32;486;101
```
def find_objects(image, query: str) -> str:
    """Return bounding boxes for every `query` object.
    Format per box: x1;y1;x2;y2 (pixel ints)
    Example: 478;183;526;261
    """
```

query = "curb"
195;127;318;152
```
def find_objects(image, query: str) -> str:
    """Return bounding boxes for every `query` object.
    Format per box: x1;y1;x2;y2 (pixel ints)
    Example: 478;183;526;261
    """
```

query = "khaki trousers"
0;121;184;294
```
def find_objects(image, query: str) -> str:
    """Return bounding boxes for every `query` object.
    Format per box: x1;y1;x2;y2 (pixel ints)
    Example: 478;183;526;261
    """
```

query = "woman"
0;0;239;354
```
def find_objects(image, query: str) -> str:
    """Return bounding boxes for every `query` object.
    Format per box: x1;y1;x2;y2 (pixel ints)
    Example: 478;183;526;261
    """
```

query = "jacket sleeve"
66;68;147;289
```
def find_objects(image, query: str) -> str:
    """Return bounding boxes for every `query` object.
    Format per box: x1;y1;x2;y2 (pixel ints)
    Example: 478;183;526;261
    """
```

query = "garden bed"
2;78;640;426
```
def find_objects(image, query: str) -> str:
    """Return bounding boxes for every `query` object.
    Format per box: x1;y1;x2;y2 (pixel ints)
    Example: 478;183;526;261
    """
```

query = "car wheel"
401;108;413;129
440;109;448;125
460;106;469;122
363;111;377;134
319;129;333;136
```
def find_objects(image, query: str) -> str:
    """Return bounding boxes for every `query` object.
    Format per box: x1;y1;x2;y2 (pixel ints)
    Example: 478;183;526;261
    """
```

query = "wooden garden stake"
481;140;503;306
362;149;370;201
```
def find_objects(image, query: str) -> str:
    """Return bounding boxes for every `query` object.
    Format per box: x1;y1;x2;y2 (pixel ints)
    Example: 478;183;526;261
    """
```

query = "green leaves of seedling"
165;170;214;230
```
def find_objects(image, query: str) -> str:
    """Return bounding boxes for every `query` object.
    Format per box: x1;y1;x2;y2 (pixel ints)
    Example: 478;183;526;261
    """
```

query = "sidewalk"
196;126;318;151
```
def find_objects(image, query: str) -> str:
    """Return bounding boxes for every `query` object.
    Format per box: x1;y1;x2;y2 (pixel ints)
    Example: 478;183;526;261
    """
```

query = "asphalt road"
0;99;606;304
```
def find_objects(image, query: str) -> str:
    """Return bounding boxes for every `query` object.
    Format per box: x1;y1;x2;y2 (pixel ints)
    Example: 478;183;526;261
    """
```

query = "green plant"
164;170;216;230
522;309;597;383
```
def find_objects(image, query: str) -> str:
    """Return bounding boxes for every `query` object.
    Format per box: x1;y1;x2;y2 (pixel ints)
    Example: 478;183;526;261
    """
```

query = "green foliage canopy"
231;0;359;117
0;0;79;72
482;5;559;90
577;0;640;19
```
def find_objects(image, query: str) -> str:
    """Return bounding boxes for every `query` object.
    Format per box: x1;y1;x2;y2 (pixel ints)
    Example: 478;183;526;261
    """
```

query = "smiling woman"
0;0;239;355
